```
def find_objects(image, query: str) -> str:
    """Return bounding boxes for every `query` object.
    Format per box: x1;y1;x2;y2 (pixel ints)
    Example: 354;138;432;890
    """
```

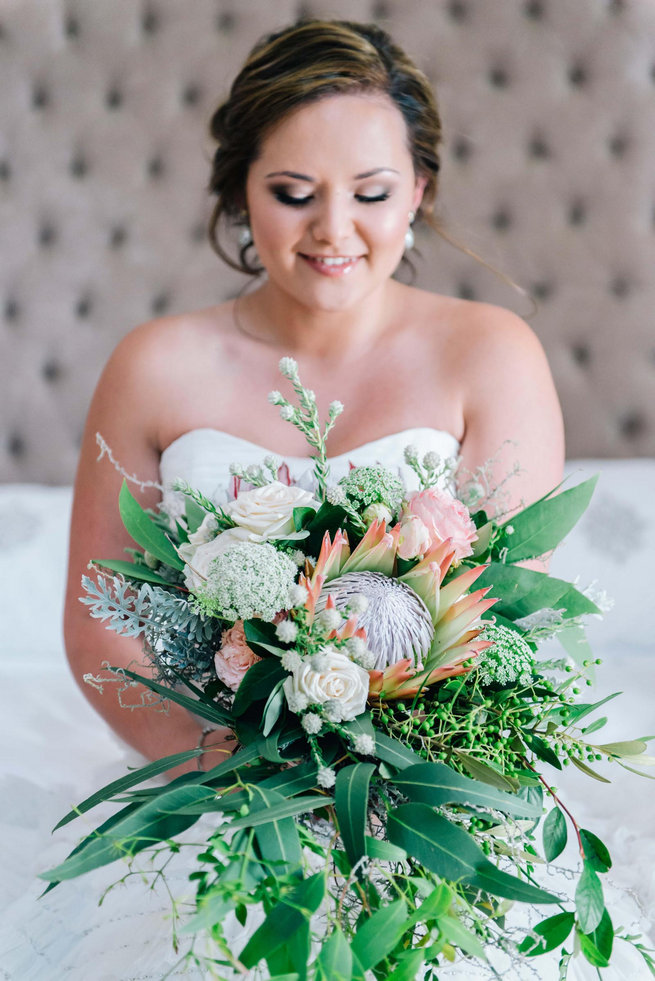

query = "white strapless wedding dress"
1;429;652;981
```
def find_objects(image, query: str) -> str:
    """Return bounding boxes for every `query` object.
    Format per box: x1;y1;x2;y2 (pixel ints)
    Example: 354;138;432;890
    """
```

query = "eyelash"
273;190;391;207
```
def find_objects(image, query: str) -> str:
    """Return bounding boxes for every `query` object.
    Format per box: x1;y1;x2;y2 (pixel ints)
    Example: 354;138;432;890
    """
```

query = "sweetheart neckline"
160;426;460;464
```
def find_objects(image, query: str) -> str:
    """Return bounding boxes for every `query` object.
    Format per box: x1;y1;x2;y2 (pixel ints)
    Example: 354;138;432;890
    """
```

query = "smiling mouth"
299;253;363;274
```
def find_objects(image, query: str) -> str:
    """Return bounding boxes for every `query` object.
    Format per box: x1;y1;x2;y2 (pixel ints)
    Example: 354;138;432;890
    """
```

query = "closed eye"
272;190;391;207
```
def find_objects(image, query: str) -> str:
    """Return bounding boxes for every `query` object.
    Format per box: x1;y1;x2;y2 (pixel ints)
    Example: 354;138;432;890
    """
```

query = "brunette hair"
207;19;442;275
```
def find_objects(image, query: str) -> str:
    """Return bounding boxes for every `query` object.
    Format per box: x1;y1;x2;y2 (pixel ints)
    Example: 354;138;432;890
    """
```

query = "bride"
5;17;649;981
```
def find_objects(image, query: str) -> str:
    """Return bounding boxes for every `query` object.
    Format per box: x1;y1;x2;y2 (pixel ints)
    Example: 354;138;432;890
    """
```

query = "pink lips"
299;254;362;277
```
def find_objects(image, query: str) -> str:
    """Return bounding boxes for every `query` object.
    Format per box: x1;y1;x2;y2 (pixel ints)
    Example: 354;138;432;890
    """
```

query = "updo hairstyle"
207;19;442;275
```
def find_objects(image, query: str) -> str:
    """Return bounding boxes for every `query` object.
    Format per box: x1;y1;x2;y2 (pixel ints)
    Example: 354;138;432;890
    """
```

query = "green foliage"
391;761;541;817
542;807;568;862
518;912;575;956
334;762;376;869
119;480;184;569
575;861;605;933
239;872;326;969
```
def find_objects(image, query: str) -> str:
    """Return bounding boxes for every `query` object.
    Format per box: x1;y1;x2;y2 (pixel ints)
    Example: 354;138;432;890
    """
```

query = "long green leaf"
476;563;600;621
117;667;232;726
314;927;353;981
542;807;567;862
374;732;423;771
90;558;176;586
580;829;612;873
41;785;216;881
119;480;183;569
229;795;331;830
335;762;375;869
249;786;302;873
498;476;597;562
576;862;605;933
453;751;520;791
387;803;558;904
232;659;287;717
391;761;541;818
518;912;575;956
239;873;326;969
350;900;408;970
53;748;203;829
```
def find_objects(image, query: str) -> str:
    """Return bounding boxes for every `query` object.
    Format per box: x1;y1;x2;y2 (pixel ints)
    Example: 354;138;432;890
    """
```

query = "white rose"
187;512;219;547
179;526;251;592
283;650;369;722
227;481;320;540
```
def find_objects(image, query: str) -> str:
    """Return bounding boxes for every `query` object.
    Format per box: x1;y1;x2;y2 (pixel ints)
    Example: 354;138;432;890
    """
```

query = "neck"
235;279;400;361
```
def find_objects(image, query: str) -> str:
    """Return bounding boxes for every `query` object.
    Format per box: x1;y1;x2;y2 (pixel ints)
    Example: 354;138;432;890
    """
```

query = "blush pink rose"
214;621;261;691
396;513;433;560
403;487;477;561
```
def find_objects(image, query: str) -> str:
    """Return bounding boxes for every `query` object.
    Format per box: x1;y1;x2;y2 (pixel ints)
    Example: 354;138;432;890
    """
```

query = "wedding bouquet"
44;358;654;979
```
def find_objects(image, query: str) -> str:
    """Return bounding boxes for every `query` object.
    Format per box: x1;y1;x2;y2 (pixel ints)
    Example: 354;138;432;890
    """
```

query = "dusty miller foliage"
81;574;221;683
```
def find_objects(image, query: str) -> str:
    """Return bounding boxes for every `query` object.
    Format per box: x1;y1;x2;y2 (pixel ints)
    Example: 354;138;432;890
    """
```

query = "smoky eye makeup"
269;184;394;206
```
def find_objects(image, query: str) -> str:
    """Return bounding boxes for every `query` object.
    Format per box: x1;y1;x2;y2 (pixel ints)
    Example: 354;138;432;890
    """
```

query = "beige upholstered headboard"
2;0;654;483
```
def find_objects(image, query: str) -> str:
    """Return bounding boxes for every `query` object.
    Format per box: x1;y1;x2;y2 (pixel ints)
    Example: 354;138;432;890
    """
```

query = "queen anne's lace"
477;624;535;687
338;465;404;513
193;541;297;621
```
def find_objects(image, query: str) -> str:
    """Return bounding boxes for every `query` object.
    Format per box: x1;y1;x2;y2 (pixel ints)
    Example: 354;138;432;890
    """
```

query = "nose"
310;192;354;247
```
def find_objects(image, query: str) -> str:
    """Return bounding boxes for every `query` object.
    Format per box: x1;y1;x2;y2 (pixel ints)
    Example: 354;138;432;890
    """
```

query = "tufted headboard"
2;0;654;483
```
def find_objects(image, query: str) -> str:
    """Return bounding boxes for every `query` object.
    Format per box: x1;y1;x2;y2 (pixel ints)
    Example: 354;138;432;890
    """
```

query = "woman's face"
245;92;427;313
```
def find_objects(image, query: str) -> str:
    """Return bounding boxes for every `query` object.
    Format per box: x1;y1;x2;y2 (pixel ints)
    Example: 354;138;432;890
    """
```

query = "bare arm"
63;322;232;778
457;306;565;568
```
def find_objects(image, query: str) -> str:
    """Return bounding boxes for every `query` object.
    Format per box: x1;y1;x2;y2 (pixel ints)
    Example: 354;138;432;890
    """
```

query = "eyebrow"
264;168;400;181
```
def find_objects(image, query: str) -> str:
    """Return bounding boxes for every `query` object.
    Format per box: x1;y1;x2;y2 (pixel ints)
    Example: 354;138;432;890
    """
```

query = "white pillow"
549;459;655;650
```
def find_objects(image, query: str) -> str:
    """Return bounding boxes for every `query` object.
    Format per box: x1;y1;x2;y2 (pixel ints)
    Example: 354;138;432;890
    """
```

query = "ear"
412;175;428;213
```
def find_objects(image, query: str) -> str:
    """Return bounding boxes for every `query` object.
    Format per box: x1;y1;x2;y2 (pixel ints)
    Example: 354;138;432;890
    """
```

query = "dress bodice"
159;427;460;517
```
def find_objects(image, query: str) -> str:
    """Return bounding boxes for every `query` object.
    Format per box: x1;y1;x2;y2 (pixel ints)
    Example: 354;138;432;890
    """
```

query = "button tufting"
8;434;25;458
608;133;629;157
147;156;165;179
106;88;123;110
32;84;49;109
42;359;62;382
0;159;10;181
216;11;235;32
608;0;626;13
447;0;469;20
532;281;554;300
529;135;550;159
457;282;476;300
488;67;509;88
70;155;88;178
38;224;56;248
568;63;587;87
371;0;390;18
142;7;159;34
568;199;586;225
151;293;170;315
524;0;545;18
619;412;646;439
452;137;473;162
295;2;312;20
75;295;92;318
109;225;127;248
491;207;512;231
571;343;591;366
190;223;205;243
610;276;630;298
4;298;19;322
64;14;80;38
182;83;202;106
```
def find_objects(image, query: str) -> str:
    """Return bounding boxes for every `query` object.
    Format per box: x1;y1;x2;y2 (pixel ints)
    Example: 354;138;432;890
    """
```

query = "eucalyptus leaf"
453;752;520;792
384;950;425;981
314;927;353;981
569;756;611;784
582;716;608;736
229;795;332;830
334;762;375;870
518;912;575;956
497;476;597;562
575;862;605;933
262;680;285;737
239;873;326;969
232;659;287;717
249;785;302;874
596;739;648;757
582;907;614;965
374;732;423;771
41;785;216;881
580;829;612;873
119;480;184;569
523;732;562;770
350;900;408;970
391;761;540;817
243;619;287;658
542;807;567;862
387;803;558;904
90;558;175;586
365;836;407;862
476;563;600;621
436;913;487;960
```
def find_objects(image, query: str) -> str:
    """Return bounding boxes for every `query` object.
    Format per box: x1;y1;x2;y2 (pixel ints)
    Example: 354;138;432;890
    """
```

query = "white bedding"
1;462;654;978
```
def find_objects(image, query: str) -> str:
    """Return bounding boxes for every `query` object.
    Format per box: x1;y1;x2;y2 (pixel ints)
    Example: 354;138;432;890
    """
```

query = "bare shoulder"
452;299;548;373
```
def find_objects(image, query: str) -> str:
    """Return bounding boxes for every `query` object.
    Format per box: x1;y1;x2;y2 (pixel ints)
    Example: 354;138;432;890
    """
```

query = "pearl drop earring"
404;211;416;251
238;223;253;248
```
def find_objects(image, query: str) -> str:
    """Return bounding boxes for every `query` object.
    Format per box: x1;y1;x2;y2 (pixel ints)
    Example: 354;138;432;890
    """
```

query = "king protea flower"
302;523;497;699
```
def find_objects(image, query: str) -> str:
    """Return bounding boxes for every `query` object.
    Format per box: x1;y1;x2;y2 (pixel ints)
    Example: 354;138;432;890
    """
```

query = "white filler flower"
283;650;369;722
